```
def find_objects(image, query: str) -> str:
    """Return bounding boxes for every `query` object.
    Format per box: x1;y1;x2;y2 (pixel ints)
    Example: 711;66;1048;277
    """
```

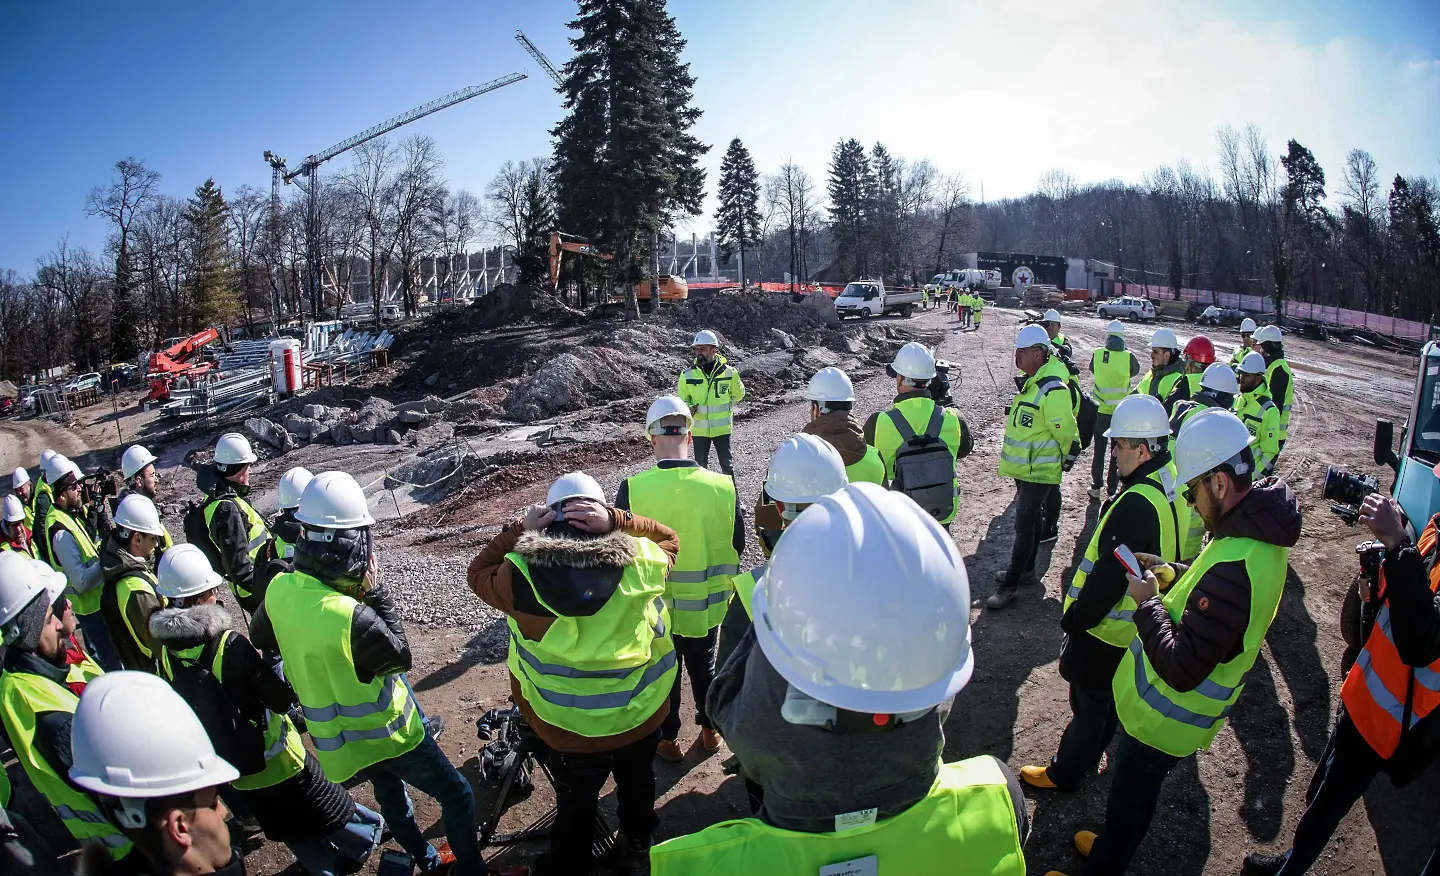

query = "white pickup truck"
834;280;922;319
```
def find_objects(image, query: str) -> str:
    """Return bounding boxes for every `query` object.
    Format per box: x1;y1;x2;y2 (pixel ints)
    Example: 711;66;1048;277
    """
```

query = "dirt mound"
436;284;581;333
503;329;688;422
659;292;839;347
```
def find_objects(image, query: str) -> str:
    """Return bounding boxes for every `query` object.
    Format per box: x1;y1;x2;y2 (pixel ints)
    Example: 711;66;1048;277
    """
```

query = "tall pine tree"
828;139;873;279
552;0;708;319
715;138;761;288
186;179;240;331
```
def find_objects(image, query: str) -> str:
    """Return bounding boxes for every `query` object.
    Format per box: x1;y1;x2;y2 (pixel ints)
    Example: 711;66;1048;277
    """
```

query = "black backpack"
184;498;225;571
164;635;267;777
886;405;957;521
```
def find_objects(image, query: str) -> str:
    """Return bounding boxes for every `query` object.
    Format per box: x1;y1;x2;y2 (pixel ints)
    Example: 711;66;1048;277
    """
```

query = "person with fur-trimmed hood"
468;471;680;876
149;544;385;876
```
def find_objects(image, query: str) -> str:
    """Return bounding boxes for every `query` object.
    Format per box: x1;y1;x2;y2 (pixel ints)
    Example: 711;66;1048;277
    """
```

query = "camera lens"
1323;466;1379;506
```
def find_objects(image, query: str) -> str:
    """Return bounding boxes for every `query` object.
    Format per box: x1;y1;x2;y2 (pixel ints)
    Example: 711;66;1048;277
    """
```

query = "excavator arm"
548;232;613;291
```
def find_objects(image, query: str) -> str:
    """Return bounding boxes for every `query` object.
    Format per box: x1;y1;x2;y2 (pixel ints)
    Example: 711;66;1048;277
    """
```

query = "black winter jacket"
250;571;413;685
99;536;162;672
206;479;265;613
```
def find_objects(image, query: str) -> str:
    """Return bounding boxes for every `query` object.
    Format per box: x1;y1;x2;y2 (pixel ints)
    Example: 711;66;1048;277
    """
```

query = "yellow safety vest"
649;756;1025;876
1090;348;1135;415
48;505;101;615
624;465;740;637
678;357;746;438
205;493;271;604
1266;358;1295;442
999;371;1075;486
1234;389;1281;475
1135;368;1183;402
871;396;963;524
846;445;887;486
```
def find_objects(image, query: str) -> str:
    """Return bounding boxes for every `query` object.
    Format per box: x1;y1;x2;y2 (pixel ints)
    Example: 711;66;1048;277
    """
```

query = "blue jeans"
360;733;482;875
75;610;120;671
286;802;385;876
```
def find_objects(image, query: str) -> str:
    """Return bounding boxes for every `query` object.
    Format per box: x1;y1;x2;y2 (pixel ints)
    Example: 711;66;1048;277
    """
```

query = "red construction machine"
146;328;221;402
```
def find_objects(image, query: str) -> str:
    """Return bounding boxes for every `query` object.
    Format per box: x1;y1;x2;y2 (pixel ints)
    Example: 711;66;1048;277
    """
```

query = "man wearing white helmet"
653;484;1026;872
1020;395;1185;793
1055;409;1298;876
0;553;133;860
1169;362;1242;560
44;455;121;671
1089;320;1142;500
200;432;271;614
270;466;315;562
10;466;33;529
150;544;386;875
31;450;60;567
1042;308;1074;363
801;367;885;486
98;493;167;672
990;325;1080;609
469;470;680;873
1230;317;1258;369
615;396;743;763
1254;324;1294;451
1;494;34;557
69;672;238;875
116;445;172;551
1235;351;1281;476
1135;328;1187;414
262;472;482;875
864;342;971;525
677;329;746;476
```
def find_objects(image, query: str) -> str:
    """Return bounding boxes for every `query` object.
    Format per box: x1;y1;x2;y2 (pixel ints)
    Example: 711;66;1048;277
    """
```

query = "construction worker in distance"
99;493;167;672
31;449;59;567
2;494;35;557
677;329;746;476
800;367;885;486
1055;408;1299;876
1235;351;1282;477
1170;362;1241;560
150;543;387;876
467;470;680;875
920;283;929;310
864;342;971;526
203;432;272;615
1134;328;1187;413
1244;483;1440;876
271;467;315;562
11;466;34;529
118;445;171;551
259;471;482;876
655;483;1027;874
614;395;743;764
68;671;240;876
1042;309;1074;363
1231;317;1258;369
1254;324;1294;452
1020;395;1184;793
1089;320;1142;500
0;551;134;861
990;325;1080;609
974;292;985;329
1171;335;1216;405
45;454;121;671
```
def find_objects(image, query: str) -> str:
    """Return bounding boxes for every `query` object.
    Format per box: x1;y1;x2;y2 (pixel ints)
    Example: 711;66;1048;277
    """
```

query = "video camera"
929;359;958;408
1323;465;1379;526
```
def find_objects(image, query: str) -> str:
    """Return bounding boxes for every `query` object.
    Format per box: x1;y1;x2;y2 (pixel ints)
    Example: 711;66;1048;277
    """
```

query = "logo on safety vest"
1020;411;1034;428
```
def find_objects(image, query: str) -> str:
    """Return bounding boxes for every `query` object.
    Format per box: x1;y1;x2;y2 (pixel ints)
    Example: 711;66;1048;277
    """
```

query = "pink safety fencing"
1113;283;1431;342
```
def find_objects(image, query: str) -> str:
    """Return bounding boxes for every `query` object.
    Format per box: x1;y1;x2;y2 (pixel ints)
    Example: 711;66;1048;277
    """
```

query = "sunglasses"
1182;473;1215;506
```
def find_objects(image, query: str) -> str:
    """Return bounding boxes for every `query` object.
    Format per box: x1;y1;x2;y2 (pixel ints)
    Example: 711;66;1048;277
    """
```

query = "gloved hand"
1062;454;1077;472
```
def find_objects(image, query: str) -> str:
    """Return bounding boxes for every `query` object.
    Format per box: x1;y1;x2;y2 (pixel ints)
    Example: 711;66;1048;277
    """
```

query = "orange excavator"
547;231;687;307
146;328;220;402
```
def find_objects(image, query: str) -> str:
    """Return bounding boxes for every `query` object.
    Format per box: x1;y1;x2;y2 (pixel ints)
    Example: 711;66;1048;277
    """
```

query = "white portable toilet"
269;338;303;395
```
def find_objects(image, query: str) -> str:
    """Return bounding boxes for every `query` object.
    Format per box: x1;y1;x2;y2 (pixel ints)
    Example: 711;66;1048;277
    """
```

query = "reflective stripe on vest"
679;361;742;438
625;464;741;636
1063;472;1181;647
49;506;101;615
0;670;133;858
505;539;677;736
1091;349;1134;414
1341;517;1440;757
648;756;1025;876
1266;359;1294;439
1113;535;1287;757
998;375;1069;485
1136;369;1182;401
265;570;424;782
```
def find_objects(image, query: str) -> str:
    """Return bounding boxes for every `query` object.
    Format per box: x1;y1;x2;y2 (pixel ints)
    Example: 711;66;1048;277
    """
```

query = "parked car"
0;396;14;416
834;279;922;319
1097;296;1157;320
65;372;101;393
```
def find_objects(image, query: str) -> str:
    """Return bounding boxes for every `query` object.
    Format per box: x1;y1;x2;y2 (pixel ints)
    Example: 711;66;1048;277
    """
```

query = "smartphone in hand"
1114;544;1143;579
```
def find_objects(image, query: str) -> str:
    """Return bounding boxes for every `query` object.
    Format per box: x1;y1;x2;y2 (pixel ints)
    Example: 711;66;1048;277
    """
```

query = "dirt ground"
6;301;1437;875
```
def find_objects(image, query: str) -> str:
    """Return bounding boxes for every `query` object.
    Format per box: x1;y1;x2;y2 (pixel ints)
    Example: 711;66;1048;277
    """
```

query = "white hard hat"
545;471;606;506
2;494;23;524
1149;328;1181;350
11;467;29;489
644;395;692;435
1107;320;1125;336
41;453;71;485
1174;408;1256;484
692;329;719;347
1238;351;1268;375
120;445;157;481
296;471;376;529
805;367;855;403
113;494;166;538
0;552;67;627
1254;325;1283;344
65;460;82;482
277;467;315;510
40;449;58;465
754;483;973;714
1103;395;1172;440
70;671;240;807
1043;309;1062;323
1014;324;1051;350
155;544;224;600
1239;318;1258;333
765;434;849;505
891;342;937;380
1200;362;1240;395
213;432;257;466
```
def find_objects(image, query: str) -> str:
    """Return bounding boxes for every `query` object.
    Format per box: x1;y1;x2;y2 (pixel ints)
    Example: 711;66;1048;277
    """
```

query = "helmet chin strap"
779;684;942;733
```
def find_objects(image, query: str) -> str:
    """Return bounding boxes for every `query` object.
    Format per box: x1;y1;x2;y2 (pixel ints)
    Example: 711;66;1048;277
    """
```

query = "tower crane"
264;72;526;323
515;30;564;87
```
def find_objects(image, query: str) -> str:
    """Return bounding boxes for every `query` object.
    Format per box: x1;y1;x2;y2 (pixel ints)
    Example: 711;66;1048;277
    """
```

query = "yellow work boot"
701;728;723;753
1074;830;1098;857
1020;764;1057;789
656;739;684;763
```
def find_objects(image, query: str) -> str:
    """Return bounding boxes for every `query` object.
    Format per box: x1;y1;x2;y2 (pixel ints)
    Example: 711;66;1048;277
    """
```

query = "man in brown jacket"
467;471;680;875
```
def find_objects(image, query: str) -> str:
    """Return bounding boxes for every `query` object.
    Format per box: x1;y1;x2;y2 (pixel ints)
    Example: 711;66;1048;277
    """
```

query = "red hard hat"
1183;336;1216;364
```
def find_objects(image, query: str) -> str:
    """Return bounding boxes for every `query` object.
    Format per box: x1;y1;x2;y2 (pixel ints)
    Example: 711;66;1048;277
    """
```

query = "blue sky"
1;0;1437;271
